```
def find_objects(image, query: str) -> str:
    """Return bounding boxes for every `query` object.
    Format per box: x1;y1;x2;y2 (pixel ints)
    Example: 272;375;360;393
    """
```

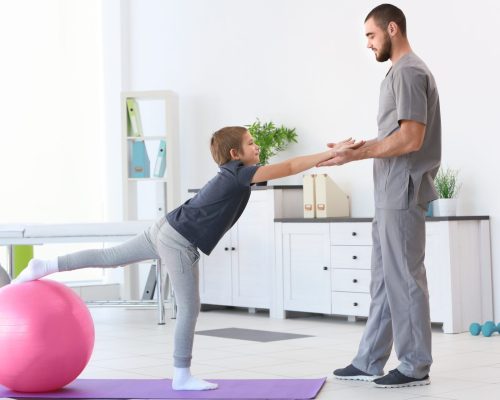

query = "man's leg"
376;205;432;380
351;212;394;376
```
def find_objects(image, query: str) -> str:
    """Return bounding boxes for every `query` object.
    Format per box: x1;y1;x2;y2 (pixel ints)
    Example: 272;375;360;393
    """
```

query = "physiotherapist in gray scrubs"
320;4;441;389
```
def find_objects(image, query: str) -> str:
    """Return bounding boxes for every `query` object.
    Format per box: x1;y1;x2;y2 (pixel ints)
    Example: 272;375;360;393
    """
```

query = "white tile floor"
40;306;500;399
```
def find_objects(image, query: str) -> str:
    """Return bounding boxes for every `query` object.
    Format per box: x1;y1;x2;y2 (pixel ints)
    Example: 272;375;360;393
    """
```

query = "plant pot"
431;198;457;217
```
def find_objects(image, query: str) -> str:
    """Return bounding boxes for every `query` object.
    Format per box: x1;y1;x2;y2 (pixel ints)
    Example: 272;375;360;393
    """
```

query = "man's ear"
229;148;240;160
387;21;398;37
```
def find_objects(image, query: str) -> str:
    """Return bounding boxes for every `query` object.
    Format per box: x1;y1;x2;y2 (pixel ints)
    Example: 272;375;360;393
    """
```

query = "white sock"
172;367;218;391
12;258;59;284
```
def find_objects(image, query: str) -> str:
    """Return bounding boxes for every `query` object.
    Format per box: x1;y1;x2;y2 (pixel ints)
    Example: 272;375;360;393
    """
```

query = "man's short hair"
365;3;407;37
210;126;247;165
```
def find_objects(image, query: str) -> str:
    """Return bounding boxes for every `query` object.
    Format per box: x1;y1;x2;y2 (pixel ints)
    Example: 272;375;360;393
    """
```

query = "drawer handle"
353;302;358;307
353;279;358;283
224;247;229;251
352;255;358;260
323;266;328;271
352;232;357;236
231;247;236;251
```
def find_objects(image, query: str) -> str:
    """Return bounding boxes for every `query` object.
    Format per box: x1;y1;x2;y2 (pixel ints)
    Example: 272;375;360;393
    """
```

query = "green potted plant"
432;166;461;216
246;119;298;184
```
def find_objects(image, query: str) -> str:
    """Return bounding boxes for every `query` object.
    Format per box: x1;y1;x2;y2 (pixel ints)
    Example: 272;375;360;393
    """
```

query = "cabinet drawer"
332;292;371;317
331;246;372;269
332;269;371;292
330;223;372;245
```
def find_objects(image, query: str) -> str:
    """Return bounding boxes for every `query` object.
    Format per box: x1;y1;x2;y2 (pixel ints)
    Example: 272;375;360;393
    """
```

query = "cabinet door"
199;231;233;306
283;223;331;314
425;222;448;324
232;192;272;308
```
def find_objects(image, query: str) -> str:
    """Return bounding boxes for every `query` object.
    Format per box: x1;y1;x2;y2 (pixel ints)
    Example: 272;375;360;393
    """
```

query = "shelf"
127;177;167;182
127;135;166;141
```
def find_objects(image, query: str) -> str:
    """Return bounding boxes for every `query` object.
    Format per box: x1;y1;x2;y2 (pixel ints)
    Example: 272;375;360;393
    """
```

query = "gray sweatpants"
352;204;432;379
59;216;200;368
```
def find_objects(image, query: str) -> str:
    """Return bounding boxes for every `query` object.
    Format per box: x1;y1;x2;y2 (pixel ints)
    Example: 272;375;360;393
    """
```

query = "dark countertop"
188;185;302;193
275;216;490;223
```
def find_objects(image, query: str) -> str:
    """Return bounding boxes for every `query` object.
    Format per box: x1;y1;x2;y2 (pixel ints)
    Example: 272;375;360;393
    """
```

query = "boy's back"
167;160;258;255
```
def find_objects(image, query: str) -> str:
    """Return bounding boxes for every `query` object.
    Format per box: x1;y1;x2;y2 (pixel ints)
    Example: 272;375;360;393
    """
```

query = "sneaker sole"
334;375;382;382
374;378;431;388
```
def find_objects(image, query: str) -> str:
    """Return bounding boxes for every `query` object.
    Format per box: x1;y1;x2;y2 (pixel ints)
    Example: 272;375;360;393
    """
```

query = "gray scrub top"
374;51;441;209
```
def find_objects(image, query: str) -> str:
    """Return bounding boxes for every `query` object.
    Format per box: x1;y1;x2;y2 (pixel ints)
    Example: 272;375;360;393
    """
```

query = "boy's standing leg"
153;220;217;391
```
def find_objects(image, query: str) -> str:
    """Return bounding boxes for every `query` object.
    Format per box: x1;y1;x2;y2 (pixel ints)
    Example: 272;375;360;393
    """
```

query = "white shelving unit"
121;90;180;299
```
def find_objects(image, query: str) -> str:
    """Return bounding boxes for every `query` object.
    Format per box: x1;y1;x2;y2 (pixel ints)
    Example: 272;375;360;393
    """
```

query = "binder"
126;98;143;137
303;174;316;218
153;140;167;178
315;174;350;218
129;140;150;178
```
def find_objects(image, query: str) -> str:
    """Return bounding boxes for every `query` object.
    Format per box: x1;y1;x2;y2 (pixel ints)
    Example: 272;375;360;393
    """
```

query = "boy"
14;126;362;391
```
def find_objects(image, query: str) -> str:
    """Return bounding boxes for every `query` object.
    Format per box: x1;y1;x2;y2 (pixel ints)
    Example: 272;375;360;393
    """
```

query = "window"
0;1;105;282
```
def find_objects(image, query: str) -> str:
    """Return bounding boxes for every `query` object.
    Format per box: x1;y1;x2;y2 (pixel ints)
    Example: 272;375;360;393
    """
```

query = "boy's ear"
229;148;240;160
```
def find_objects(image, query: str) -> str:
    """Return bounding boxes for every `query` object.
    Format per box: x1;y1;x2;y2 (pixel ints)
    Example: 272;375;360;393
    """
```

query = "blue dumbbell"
469;322;482;336
469;321;498;336
482;321;500;337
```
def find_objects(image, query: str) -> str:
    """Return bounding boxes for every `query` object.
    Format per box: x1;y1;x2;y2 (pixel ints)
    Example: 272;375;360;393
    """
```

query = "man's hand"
317;138;365;167
327;138;365;151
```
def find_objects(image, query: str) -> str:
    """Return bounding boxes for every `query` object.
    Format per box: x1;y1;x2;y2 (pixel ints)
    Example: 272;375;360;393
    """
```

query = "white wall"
106;0;500;318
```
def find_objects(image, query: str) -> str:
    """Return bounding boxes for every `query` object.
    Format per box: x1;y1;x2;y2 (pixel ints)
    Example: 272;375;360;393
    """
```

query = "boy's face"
234;131;260;165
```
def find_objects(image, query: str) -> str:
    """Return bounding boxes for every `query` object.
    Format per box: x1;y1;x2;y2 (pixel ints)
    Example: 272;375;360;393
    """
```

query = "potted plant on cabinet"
432;167;461;216
246;119;298;185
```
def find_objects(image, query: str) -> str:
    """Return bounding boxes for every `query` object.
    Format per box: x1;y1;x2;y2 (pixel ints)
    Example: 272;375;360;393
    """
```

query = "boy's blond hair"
210;126;248;165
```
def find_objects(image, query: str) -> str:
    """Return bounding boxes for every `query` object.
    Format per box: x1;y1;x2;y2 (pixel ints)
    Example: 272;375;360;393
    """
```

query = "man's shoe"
333;364;381;382
373;369;430;388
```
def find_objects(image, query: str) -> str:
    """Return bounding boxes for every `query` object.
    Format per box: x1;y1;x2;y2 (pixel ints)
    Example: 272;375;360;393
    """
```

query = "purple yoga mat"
0;378;326;399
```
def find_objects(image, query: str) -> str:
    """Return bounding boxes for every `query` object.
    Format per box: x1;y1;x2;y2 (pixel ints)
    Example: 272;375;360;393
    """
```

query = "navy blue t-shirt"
166;160;259;255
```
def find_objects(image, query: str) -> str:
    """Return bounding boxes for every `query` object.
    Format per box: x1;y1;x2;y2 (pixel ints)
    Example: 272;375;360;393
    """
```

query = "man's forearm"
356;130;419;160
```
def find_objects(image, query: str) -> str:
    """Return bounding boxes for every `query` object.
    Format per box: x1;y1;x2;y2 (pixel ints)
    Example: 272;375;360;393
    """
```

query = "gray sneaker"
373;369;430;388
333;364;382;382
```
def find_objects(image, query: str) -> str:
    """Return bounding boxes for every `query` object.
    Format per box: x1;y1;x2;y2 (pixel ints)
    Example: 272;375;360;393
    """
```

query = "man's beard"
376;33;392;62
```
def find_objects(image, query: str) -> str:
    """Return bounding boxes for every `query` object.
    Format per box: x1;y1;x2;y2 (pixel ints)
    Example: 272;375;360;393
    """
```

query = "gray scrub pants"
352;203;432;379
58;216;200;368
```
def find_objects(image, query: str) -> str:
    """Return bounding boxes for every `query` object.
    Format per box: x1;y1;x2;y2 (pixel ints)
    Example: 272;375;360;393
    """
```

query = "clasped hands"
318;138;365;167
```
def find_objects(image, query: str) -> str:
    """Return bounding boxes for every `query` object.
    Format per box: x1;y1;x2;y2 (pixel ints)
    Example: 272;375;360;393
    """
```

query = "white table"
0;221;172;324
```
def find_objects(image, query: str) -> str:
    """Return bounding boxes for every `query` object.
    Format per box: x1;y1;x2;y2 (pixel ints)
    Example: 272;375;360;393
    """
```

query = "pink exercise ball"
0;280;95;392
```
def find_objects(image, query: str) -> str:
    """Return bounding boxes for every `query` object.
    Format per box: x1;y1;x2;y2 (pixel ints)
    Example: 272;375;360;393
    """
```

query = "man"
320;4;441;388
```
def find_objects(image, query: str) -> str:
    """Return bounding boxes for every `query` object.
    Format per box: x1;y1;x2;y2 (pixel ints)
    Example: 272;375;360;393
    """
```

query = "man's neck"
390;42;412;65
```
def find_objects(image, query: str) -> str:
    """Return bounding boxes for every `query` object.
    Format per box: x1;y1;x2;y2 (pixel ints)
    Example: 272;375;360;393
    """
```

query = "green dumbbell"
482;321;500;337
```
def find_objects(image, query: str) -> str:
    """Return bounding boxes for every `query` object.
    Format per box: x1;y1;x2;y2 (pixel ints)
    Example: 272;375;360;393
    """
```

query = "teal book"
129;140;150;178
153;140;167;177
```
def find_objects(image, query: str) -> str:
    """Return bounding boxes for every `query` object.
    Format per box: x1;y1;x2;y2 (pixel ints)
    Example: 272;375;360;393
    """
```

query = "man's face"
364;17;392;62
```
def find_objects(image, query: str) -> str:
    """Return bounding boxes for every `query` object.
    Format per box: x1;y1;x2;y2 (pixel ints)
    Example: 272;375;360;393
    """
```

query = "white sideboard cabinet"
197;186;303;310
274;217;492;333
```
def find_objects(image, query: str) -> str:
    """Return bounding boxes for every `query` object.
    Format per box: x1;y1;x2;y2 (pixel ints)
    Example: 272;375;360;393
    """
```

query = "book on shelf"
126;98;143;137
129;140;150;178
153;140;167;178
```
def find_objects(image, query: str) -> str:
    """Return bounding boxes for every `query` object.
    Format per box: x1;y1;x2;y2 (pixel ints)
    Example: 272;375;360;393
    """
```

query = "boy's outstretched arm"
251;139;363;183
